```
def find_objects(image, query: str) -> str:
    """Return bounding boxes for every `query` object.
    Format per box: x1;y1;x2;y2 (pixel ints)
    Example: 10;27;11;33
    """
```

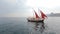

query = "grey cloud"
0;0;29;17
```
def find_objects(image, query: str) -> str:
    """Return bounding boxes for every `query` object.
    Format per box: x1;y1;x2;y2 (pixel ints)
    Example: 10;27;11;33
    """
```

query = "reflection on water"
34;22;45;33
27;22;46;34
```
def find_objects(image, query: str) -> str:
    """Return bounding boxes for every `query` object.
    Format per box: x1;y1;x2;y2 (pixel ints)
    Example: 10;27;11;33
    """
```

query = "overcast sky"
0;0;60;17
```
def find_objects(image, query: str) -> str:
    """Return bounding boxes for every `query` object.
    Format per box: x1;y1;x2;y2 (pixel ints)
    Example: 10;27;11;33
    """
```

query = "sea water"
0;17;60;34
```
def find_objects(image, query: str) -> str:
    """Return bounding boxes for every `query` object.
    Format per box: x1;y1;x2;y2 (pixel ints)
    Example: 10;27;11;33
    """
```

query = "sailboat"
27;9;47;22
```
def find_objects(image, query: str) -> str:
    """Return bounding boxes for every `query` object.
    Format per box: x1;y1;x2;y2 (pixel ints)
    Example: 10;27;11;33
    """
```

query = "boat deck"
27;18;44;22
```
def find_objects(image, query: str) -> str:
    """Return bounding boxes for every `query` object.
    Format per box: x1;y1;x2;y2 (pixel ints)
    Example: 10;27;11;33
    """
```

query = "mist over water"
0;17;60;34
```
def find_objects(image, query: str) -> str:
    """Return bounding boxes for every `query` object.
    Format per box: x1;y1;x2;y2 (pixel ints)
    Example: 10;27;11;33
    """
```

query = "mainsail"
38;8;47;19
27;9;47;22
40;10;47;19
33;10;40;18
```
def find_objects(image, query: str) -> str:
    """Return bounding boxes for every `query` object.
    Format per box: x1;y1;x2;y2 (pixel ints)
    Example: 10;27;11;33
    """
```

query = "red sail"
40;10;47;19
34;10;40;18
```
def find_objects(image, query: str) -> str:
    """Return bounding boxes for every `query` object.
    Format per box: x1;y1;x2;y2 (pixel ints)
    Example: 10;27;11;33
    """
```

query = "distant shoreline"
47;13;60;17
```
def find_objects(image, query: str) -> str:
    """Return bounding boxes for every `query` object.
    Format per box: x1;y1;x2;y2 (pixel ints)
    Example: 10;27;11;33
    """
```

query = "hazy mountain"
47;13;60;17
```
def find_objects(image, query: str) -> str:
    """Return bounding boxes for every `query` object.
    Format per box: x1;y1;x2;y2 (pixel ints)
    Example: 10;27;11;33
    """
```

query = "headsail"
33;10;40;18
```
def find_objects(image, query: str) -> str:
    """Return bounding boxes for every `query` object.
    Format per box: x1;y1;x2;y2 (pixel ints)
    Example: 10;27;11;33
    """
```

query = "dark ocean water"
0;17;60;34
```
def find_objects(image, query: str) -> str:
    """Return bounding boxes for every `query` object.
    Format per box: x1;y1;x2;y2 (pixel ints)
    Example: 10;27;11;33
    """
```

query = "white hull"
27;17;44;22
